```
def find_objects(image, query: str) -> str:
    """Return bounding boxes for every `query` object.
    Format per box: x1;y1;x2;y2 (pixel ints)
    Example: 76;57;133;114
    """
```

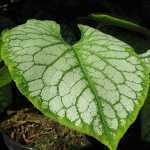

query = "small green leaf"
0;32;12;87
140;50;150;73
0;35;2;63
0;66;12;88
0;84;12;113
1;20;149;150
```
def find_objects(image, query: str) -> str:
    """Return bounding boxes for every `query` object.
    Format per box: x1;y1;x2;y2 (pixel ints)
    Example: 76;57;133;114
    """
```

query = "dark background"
0;0;150;29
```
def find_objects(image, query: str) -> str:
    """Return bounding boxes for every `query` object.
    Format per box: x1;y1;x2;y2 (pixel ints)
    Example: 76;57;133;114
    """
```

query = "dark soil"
0;107;89;150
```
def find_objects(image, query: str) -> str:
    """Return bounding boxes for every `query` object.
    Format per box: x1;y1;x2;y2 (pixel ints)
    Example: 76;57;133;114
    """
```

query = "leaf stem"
88;14;150;37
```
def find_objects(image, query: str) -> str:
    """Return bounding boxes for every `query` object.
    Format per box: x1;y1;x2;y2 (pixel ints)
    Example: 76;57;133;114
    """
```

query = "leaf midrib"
71;46;112;142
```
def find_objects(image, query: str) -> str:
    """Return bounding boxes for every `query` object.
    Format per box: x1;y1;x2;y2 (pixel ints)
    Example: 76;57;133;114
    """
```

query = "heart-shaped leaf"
1;20;149;150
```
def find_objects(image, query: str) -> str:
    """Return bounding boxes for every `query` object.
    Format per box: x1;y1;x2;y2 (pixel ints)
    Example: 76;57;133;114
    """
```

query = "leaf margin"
1;19;149;150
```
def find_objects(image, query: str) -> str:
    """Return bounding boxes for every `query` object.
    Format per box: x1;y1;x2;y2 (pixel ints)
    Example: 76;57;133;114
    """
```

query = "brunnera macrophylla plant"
0;19;149;150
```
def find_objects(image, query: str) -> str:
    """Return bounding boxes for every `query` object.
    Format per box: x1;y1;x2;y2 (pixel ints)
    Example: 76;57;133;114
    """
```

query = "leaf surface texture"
1;20;149;150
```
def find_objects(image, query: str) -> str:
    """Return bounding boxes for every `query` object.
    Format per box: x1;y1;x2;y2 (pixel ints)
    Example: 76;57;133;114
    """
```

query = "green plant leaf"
0;66;12;88
0;32;12;87
0;37;2;63
1;20;149;150
0;84;12;113
89;14;150;37
140;50;150;73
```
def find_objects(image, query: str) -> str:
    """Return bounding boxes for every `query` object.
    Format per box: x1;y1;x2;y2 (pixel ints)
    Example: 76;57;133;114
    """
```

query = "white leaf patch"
1;20;149;150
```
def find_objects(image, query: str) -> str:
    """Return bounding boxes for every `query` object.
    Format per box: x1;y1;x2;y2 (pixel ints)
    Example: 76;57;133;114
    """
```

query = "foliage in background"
0;84;12;113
